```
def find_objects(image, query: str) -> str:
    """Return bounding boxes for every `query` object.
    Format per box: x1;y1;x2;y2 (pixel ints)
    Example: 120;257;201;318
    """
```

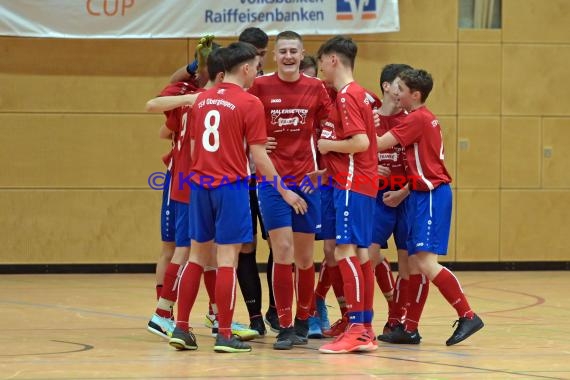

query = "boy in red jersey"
248;30;334;350
233;27;273;337
376;68;484;346
316;35;378;354
168;42;307;353
369;63;416;336
145;79;197;340
149;50;257;346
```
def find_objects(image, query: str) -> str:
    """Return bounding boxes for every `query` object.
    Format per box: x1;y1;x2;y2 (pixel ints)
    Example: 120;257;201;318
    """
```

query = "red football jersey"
190;82;267;188
377;110;408;183
248;73;333;185
169;89;207;203
159;81;198;169
324;82;379;198
390;106;451;191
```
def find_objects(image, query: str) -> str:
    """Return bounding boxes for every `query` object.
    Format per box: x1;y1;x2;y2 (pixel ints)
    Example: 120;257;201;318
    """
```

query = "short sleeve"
390;112;424;147
337;92;366;138
244;97;267;146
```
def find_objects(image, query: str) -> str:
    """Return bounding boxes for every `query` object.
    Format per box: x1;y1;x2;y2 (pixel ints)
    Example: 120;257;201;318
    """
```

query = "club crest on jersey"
336;0;377;21
217;89;226;95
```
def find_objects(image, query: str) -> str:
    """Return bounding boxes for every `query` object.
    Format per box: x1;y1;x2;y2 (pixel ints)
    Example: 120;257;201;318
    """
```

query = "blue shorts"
173;200;190;247
372;189;408;250
160;170;176;242
333;188;375;247
189;180;253;244
316;186;335;240
406;183;452;255
257;181;321;234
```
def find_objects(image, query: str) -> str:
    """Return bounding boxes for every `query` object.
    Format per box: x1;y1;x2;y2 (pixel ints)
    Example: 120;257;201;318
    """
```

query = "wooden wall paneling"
0;189;161;263
502;0;570;43
458;43;501;115
502;44;570;116
456;190;500;261
542;117;570;188
0;114;167;188
0;37;188;113
457;117;501;188
501;117;541;188
501;190;570;261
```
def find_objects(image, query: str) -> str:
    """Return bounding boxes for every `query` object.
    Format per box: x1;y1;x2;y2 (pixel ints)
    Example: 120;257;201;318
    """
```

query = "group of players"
144;27;484;354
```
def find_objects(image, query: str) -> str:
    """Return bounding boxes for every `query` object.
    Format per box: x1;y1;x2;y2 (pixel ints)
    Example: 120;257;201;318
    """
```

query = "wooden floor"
1;271;569;380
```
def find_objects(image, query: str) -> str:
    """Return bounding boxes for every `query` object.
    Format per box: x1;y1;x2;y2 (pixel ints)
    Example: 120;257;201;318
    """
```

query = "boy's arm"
145;94;199;113
376;131;399;152
158;124;172;139
382;183;410;207
318;133;369;155
170;63;195;84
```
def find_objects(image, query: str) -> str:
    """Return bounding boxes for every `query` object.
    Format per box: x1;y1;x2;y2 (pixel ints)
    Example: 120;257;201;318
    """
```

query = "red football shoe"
319;324;375;354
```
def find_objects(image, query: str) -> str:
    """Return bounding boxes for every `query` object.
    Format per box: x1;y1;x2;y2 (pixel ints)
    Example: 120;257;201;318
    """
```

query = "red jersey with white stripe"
159;81;198;168
377;110;408;181
169;89;207;203
317;85;338;174
248;73;332;184
390;106;451;191
324;82;378;198
190;82;267;188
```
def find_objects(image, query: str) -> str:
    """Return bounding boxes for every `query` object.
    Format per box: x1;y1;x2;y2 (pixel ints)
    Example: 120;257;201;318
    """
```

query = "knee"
323;241;336;265
271;238;294;263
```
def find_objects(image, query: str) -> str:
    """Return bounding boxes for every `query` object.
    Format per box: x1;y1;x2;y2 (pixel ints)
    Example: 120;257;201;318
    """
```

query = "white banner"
0;0;399;39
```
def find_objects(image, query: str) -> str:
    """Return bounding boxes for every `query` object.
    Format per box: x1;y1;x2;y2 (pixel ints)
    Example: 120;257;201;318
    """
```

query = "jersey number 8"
202;109;220;152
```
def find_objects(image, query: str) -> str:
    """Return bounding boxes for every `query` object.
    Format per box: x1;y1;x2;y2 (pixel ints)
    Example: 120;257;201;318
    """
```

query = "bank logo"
336;0;377;20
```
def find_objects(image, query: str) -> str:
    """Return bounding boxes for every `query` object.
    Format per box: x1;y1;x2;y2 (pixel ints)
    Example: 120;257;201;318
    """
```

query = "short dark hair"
379;63;414;94
220;42;258;73
275;30;303;43
207;48;225;81
317;35;357;69
300;55;317;72
398;69;434;103
238;27;268;49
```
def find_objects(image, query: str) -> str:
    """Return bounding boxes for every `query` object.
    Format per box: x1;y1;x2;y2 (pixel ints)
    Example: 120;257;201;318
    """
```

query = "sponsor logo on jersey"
379;152;398;162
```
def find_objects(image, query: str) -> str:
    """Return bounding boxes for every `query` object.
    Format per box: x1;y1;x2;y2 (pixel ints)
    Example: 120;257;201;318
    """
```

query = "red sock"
338;256;364;314
203;268;216;308
404;274;429;332
215;267;237;340
155;262;182;318
175;262;203;332
391;276;409;325
328;264;347;316
314;261;331;299
295;266;315;320
375;258;395;295
361;260;374;315
432;267;474;319
155;284;163;300
273;263;294;328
